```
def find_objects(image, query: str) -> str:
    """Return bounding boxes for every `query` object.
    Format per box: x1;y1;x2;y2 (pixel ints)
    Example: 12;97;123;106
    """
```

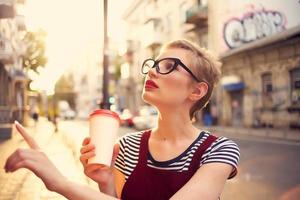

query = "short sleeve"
114;136;126;175
201;137;240;179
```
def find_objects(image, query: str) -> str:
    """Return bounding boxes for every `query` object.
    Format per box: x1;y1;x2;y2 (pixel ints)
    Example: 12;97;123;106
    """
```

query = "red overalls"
121;130;217;200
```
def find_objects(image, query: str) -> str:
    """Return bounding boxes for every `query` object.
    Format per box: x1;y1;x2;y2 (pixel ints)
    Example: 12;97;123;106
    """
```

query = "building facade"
0;0;27;138
121;0;300;130
209;0;300;129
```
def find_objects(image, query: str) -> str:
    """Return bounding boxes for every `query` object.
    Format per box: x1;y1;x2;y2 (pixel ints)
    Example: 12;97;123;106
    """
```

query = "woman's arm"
5;121;119;200
113;167;126;198
58;180;118;200
170;163;233;200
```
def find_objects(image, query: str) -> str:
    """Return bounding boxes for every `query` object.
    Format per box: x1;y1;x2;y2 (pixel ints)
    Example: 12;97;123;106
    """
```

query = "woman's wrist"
98;182;117;197
53;176;70;194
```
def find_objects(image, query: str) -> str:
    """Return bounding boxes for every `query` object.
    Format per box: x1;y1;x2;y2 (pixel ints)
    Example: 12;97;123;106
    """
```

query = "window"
262;73;273;107
290;68;300;105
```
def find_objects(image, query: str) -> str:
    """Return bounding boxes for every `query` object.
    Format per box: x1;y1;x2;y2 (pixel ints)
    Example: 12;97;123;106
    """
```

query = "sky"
24;0;131;94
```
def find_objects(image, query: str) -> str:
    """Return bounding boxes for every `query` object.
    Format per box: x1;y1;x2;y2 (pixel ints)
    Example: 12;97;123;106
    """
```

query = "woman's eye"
165;63;173;70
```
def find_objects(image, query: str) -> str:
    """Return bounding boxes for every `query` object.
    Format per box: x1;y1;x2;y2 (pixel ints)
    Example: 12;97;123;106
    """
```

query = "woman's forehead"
158;48;193;65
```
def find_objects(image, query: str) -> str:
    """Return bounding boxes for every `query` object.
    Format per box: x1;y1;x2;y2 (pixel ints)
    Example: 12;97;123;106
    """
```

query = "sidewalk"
0;118;90;200
196;124;300;143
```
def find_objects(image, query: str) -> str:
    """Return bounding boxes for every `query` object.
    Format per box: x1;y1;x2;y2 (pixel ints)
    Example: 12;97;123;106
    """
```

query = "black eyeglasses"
141;57;200;82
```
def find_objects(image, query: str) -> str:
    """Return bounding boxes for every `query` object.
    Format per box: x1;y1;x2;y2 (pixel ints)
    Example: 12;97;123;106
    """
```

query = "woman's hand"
4;121;66;193
79;137;119;195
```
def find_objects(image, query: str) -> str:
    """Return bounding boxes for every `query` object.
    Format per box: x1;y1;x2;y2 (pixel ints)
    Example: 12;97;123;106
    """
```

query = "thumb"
14;121;40;150
110;143;120;167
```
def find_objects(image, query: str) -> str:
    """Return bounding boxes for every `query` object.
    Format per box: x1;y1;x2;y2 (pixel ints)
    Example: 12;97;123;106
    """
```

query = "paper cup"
88;109;120;167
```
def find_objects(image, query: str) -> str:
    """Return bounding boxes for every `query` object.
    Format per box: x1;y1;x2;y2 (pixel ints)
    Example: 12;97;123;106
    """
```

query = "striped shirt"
115;131;240;180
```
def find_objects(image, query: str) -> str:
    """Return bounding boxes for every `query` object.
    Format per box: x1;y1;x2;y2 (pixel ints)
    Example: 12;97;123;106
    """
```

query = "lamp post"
101;0;110;109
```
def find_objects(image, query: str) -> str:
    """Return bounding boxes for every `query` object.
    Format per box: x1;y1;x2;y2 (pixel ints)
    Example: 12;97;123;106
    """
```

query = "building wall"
122;0;300;130
208;0;300;129
208;0;300;55
221;37;300;128
0;0;28;137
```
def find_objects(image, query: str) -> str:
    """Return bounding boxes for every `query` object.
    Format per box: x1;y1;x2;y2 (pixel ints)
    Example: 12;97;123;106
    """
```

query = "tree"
112;54;122;81
22;29;47;72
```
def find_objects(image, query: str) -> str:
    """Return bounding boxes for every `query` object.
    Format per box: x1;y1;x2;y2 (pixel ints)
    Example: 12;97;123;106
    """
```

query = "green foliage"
22;29;47;73
55;74;75;93
112;54;123;81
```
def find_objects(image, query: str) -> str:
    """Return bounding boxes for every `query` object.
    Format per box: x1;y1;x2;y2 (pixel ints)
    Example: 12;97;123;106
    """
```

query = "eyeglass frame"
141;57;205;83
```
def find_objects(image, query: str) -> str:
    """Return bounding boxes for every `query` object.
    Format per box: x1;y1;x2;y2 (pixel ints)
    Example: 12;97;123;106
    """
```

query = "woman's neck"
152;110;199;142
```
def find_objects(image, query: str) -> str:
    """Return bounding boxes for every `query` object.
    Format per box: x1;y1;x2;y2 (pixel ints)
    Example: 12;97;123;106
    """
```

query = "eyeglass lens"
143;59;176;74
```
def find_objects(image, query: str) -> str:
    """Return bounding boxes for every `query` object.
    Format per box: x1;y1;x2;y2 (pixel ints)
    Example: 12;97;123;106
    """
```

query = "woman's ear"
189;82;208;101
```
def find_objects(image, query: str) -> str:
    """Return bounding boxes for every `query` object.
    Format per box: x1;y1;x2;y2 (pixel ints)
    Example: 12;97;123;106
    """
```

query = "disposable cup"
88;109;120;167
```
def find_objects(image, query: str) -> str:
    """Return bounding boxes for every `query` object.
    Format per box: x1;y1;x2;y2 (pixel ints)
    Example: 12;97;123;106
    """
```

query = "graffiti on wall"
223;8;286;49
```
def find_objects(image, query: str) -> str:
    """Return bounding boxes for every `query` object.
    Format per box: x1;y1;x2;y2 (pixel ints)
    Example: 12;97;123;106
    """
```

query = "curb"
202;126;300;144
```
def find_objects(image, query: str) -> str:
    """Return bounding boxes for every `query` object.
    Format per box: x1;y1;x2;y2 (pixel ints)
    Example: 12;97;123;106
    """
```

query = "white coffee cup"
88;109;120;167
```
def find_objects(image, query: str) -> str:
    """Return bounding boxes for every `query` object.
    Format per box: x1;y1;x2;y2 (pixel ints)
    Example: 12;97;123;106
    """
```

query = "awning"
0;1;15;19
223;82;245;91
221;75;245;91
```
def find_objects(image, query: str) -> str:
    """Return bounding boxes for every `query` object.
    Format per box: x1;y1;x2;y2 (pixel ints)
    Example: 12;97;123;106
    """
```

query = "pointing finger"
14;121;40;150
82;137;91;146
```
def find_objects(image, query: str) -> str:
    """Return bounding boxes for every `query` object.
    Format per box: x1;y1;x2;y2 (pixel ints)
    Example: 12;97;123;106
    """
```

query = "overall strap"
138;130;151;166
189;134;218;171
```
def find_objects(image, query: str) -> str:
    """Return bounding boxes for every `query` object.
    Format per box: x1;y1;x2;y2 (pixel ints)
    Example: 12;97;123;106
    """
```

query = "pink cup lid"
89;109;121;124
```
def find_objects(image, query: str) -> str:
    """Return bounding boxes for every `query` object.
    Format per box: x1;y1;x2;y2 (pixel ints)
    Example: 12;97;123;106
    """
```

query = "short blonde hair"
161;39;222;120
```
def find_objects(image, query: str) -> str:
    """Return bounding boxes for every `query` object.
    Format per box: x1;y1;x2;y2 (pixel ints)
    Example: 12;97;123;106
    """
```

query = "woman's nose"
148;66;158;78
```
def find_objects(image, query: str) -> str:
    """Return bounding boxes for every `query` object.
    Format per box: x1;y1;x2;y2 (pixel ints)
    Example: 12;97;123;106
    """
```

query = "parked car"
133;106;158;130
58;100;76;120
60;109;76;120
119;109;134;127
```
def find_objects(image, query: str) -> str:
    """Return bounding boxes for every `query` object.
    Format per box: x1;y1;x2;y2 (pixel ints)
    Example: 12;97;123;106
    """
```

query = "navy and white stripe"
115;131;240;180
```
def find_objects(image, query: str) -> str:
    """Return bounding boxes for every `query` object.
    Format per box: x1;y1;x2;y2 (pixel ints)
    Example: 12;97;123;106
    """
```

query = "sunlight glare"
23;0;132;94
24;0;102;93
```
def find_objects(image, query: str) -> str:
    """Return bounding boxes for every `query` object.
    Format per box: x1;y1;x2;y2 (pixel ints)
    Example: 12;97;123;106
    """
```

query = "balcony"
144;32;162;49
142;19;163;49
0;37;14;64
0;0;15;19
185;4;208;27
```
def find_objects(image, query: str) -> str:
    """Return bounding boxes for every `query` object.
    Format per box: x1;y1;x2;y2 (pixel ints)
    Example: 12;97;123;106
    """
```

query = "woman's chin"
142;93;157;105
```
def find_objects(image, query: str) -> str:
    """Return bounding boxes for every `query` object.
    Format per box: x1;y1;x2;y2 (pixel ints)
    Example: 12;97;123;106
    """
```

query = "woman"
80;39;240;199
5;39;240;200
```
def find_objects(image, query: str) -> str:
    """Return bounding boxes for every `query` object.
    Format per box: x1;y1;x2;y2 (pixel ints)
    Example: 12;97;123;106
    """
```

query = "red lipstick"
145;80;159;89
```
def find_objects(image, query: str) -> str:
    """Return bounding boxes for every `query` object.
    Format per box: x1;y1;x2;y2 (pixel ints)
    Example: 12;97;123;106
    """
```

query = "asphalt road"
221;138;300;200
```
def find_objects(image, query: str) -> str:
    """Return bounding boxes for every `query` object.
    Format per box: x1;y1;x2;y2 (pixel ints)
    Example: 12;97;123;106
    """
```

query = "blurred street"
1;119;299;200
0;118;92;200
221;136;300;200
0;118;138;200
1;0;300;199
